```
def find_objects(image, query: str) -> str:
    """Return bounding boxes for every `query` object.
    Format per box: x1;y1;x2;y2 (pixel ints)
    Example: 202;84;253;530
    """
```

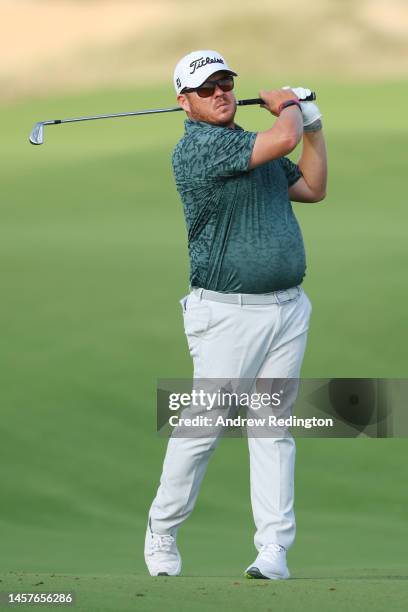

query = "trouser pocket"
179;295;188;314
182;293;211;338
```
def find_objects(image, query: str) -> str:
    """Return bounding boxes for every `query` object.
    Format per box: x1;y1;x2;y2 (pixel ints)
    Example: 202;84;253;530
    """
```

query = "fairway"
2;570;408;612
1;81;407;611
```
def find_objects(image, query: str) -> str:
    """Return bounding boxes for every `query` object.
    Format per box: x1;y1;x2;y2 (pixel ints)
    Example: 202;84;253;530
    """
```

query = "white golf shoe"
245;543;290;580
144;519;182;576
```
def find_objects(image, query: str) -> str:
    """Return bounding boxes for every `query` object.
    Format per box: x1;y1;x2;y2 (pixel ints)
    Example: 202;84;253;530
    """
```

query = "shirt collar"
184;119;243;132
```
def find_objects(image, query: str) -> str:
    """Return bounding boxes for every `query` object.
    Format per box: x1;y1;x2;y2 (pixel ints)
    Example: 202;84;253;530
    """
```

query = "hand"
259;88;299;117
283;86;322;127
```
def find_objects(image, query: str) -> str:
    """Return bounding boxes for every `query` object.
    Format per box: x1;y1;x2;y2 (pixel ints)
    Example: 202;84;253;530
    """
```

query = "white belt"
192;286;301;305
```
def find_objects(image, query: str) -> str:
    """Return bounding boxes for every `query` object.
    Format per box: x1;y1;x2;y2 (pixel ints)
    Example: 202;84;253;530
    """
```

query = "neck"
187;114;236;129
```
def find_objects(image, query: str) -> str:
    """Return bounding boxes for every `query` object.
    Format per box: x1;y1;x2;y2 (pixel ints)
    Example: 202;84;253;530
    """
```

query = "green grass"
1;81;407;610
2;570;408;612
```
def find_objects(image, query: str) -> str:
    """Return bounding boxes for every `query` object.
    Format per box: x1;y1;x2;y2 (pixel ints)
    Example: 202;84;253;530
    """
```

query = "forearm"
297;128;327;199
249;107;303;169
275;106;304;148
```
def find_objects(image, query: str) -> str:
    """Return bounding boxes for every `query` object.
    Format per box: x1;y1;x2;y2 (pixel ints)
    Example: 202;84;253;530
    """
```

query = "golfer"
145;50;327;579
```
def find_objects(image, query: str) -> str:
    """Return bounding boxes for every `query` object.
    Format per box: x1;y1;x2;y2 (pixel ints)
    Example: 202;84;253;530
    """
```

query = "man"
145;50;327;579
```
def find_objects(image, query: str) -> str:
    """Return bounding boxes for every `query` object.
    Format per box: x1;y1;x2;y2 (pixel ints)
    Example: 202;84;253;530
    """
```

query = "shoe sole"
245;567;269;579
146;558;182;577
245;566;289;580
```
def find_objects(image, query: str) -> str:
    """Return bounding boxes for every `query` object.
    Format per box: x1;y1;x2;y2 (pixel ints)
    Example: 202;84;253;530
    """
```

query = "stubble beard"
188;96;237;128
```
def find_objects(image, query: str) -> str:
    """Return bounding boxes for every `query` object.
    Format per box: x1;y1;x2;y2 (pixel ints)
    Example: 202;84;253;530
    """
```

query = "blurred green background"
1;1;407;610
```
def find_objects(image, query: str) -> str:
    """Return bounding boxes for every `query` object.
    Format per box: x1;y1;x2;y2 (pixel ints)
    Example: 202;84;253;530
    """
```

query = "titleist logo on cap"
189;56;225;75
173;50;236;94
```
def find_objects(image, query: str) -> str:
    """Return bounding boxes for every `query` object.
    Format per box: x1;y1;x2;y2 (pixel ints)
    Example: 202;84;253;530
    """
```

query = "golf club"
29;93;316;145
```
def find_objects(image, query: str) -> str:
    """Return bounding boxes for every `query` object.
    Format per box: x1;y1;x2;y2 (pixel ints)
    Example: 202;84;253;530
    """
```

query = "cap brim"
186;68;238;90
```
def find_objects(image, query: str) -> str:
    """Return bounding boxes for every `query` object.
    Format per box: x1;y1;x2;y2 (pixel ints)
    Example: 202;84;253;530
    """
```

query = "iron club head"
29;122;44;145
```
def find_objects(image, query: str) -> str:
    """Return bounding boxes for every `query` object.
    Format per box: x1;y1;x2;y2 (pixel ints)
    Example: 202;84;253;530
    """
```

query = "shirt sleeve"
187;126;257;179
279;157;303;187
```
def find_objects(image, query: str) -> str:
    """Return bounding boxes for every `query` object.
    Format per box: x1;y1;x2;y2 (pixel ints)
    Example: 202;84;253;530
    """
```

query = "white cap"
173;50;238;95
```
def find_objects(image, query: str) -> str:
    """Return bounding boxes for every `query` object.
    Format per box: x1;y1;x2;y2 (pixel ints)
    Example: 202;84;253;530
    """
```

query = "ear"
177;94;191;113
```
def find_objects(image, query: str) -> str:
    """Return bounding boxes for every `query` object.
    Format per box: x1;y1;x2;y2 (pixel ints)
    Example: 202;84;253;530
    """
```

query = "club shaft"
47;106;184;126
42;94;316;126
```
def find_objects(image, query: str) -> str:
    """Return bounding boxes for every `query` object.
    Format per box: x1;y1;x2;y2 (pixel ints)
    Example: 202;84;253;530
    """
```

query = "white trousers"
149;287;312;551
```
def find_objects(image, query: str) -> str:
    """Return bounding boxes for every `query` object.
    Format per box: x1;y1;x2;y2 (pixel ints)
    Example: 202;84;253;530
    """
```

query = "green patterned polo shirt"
172;119;306;293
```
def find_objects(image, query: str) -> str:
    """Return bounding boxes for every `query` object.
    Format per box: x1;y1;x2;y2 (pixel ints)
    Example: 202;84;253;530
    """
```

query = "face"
177;71;237;127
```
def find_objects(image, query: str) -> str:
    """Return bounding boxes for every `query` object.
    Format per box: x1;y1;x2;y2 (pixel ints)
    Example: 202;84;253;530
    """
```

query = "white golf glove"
283;86;322;127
